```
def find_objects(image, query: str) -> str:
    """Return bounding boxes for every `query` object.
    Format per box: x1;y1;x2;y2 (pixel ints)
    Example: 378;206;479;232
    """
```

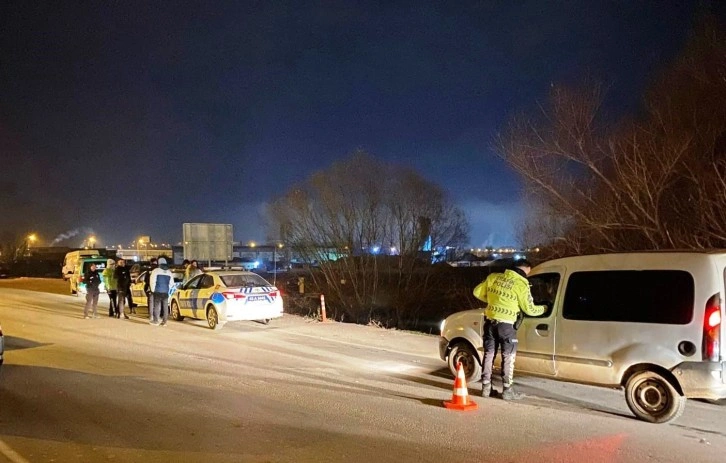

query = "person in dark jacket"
83;263;102;319
114;259;132;319
144;257;158;321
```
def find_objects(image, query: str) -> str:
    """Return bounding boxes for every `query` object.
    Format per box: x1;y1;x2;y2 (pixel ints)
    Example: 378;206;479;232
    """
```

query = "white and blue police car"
169;270;283;329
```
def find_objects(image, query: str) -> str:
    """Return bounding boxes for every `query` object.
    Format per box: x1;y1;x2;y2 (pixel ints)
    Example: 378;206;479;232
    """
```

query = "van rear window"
563;270;694;324
83;261;106;272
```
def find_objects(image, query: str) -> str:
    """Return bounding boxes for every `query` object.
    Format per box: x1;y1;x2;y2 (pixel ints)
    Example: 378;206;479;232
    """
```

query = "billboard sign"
182;223;233;263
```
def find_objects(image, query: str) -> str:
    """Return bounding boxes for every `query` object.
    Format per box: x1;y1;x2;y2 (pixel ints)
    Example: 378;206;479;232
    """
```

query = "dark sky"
0;1;716;248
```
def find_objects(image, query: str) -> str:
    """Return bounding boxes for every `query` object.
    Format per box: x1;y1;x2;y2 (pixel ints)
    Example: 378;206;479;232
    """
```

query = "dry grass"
0;277;69;296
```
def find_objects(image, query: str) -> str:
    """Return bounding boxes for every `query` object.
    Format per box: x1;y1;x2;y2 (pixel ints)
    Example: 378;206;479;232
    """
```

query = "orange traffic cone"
443;362;478;411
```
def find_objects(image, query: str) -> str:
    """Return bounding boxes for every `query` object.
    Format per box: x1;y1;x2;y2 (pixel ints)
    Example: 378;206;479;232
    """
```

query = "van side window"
563;270;694;324
528;273;560;318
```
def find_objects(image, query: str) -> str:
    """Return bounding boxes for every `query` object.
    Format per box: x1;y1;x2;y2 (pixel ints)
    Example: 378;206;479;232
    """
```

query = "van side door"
516;270;562;376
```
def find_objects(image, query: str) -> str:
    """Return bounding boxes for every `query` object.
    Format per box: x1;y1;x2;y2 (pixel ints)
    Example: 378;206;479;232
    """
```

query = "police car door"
131;272;148;307
196;274;216;313
178;275;203;318
515;270;562;376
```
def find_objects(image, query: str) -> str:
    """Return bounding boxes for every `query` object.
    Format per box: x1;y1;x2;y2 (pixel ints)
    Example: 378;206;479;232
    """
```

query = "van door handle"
535;324;550;336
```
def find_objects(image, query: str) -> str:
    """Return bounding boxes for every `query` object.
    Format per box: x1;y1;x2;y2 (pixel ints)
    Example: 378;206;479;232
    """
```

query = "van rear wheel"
625;370;686;424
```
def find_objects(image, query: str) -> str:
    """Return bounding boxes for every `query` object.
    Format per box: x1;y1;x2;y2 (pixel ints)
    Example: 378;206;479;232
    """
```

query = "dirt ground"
0;277;69;295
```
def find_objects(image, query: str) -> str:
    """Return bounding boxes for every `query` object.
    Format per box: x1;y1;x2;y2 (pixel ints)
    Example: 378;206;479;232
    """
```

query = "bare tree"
267;150;469;327
496;18;726;256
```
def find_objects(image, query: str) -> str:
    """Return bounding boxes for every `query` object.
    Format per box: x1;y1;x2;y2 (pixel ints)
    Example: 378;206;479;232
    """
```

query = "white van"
62;250;103;280
439;251;726;424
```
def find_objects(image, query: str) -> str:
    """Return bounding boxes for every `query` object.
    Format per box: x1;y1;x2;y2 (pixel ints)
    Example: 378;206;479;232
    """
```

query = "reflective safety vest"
473;269;546;323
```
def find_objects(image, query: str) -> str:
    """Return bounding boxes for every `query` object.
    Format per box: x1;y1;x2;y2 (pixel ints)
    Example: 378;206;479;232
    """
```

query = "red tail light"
223;292;246;300
269;291;278;298
703;293;722;361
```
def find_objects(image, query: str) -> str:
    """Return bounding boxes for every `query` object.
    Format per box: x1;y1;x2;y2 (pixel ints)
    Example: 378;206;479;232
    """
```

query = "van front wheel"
625;370;686;424
447;342;481;384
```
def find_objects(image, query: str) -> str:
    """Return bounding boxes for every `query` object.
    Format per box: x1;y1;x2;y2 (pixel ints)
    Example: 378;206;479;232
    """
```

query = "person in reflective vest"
473;259;546;400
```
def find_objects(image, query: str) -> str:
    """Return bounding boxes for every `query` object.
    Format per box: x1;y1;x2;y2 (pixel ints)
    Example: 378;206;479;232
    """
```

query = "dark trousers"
108;290;118;317
126;286;135;310
117;289;127;316
152;292;168;323
481;319;518;388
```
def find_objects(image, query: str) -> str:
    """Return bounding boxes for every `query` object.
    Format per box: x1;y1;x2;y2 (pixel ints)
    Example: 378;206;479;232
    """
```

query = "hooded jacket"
150;258;174;295
102;259;117;291
473;268;546;323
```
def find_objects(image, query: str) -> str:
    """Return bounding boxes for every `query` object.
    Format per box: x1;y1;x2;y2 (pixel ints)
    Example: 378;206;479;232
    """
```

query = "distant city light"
372;246;380;254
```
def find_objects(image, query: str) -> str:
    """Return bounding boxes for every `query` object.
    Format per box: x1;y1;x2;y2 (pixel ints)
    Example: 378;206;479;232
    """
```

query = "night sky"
0;1;717;248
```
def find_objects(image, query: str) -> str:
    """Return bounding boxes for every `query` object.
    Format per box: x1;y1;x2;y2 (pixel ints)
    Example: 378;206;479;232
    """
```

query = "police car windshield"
220;274;270;288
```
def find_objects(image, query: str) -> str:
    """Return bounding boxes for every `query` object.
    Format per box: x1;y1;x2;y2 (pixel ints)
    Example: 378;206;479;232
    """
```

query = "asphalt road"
0;281;724;462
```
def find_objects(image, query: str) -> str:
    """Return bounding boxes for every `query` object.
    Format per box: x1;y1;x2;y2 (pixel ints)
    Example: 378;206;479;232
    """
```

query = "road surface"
0;281;724;462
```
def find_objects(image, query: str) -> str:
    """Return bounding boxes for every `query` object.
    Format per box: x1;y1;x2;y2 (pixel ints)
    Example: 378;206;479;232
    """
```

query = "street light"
88;236;96;248
273;243;284;285
27;234;37;250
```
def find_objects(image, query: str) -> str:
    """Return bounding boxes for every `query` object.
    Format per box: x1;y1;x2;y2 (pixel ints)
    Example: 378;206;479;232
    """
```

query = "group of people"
81;256;177;326
81;258;135;319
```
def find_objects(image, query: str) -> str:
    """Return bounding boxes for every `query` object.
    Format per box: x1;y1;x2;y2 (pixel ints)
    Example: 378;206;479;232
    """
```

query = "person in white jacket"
149;257;174;326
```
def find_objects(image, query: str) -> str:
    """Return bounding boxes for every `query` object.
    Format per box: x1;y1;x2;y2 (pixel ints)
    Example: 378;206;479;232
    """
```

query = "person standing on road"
126;268;137;314
144;257;158;321
150;257;174;326
102;259;118;317
83;263;102;319
182;259;191;283
185;260;202;283
473;259;546;400
115;259;131;319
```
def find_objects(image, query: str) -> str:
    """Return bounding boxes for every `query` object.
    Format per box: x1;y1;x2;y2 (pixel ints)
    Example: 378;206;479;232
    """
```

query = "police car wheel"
625;370;686;424
207;306;222;330
171;301;184;321
448;342;481;384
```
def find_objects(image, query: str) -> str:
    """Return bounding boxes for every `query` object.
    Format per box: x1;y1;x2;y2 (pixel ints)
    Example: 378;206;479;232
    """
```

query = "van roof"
537;250;726;269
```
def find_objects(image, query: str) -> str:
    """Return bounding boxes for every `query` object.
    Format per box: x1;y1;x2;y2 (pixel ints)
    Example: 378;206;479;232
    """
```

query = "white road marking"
0;439;30;463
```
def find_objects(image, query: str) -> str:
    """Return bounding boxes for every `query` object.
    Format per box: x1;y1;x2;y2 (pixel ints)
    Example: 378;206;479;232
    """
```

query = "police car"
130;270;185;307
169;270;283;329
